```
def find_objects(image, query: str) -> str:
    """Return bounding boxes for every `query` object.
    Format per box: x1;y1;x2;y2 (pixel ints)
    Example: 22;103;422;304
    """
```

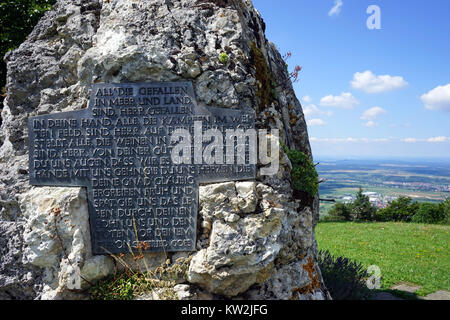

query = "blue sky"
252;0;450;159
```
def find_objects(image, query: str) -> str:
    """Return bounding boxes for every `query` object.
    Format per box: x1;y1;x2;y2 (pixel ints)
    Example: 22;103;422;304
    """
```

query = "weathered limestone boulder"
19;187;115;299
0;0;328;300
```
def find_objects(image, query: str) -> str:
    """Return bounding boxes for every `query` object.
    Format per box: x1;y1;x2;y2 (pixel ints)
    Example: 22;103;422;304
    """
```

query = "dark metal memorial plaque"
28;82;255;254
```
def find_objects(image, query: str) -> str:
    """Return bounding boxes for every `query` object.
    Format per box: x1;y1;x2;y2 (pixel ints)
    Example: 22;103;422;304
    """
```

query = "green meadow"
316;222;450;296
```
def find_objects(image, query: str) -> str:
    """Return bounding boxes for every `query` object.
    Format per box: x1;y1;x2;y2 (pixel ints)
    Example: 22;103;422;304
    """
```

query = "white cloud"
310;137;387;143
320;92;359;109
351;70;408;93
361;106;387;120
365;121;378;128
361;107;386;128
427;136;450;143
303;104;333;118
302;96;312;103
307;119;326;127
303;104;319;117
421;84;450;112
403;137;450;143
328;0;343;16
311;137;450;144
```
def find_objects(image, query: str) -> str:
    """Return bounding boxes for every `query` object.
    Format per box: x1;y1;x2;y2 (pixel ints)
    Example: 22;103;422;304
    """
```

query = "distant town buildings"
382;181;450;192
340;192;398;209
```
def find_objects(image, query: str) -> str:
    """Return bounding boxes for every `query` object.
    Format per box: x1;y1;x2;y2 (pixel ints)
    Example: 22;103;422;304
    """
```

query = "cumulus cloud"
303;104;333;118
328;0;343;16
302;96;312;103
351;70;408;93
361;106;387;120
360;106;386;127
320;92;359;109
421;84;450;112
403;138;418;143
307;119;326;127
302;97;333;124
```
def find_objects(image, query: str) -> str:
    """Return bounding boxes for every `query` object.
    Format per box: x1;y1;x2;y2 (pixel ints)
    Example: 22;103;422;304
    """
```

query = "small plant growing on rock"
89;256;191;300
281;51;302;84
219;52;229;64
281;142;319;198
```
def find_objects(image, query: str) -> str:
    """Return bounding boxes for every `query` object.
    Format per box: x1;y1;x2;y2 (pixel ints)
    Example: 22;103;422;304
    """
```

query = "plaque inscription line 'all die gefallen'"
28;82;255;254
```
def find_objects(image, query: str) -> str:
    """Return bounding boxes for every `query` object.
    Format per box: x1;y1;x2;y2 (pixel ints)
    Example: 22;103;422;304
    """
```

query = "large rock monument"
0;0;329;300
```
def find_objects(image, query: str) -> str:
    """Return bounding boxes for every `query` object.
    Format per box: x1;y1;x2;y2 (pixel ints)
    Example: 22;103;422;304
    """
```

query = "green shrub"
412;202;446;224
317;249;372;300
1;0;56;106
283;146;319;197
0;0;55;55
375;197;419;222
327;202;351;221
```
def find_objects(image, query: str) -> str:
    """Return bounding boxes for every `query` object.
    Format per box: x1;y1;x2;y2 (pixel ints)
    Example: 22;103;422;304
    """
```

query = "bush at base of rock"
317;250;371;300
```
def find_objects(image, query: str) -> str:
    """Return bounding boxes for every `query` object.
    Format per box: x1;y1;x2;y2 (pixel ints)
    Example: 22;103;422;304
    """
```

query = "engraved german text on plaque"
28;82;255;254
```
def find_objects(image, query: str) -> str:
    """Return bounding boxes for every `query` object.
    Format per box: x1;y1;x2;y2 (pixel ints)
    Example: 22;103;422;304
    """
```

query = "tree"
412;202;446;224
375;196;419;222
440;199;450;224
348;188;376;221
0;0;56;109
328;203;351;221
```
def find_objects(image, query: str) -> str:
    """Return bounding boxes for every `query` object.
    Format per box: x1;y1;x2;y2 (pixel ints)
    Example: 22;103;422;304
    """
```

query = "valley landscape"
315;157;449;299
317;158;450;216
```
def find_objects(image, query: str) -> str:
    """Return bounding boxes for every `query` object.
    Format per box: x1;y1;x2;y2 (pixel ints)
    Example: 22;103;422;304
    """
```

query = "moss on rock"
250;42;277;111
282;143;319;198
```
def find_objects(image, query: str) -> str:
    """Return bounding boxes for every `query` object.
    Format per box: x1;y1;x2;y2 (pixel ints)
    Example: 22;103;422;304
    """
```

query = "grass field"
315;222;450;296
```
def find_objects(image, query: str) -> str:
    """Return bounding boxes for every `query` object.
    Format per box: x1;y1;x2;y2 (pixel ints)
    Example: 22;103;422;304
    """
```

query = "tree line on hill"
322;188;450;224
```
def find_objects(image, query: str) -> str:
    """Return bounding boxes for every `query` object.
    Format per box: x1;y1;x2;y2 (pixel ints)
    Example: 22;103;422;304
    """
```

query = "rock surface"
0;0;327;299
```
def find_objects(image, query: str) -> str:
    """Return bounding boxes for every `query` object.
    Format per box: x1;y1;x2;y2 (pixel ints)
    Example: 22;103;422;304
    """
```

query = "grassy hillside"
316;222;450;296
